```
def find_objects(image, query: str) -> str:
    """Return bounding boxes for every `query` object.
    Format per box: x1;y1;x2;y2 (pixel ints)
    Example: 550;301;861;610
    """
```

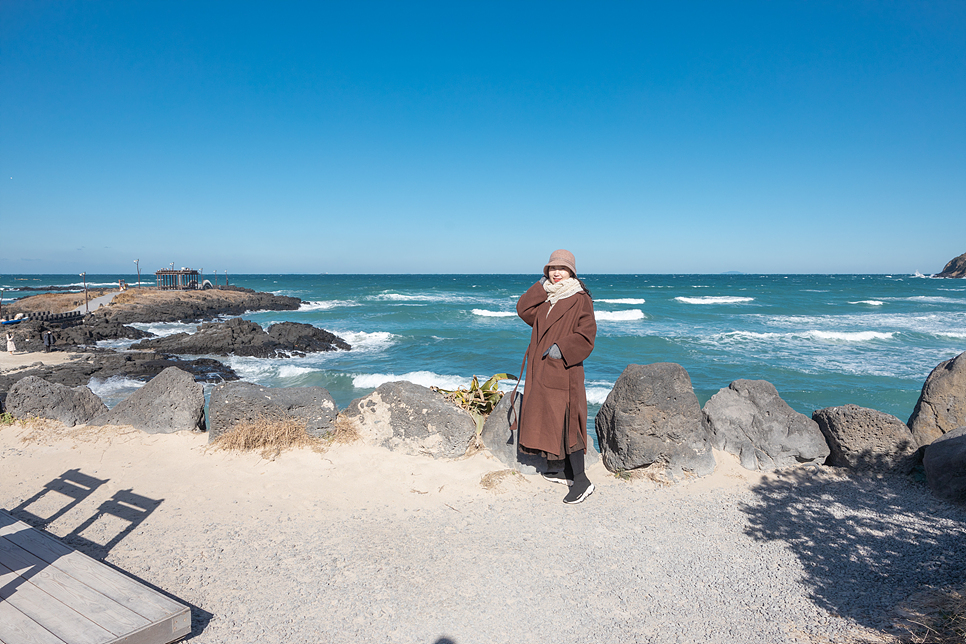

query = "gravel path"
2;429;964;644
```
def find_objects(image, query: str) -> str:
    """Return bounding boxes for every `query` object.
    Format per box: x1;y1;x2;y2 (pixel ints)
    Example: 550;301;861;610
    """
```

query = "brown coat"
516;281;597;459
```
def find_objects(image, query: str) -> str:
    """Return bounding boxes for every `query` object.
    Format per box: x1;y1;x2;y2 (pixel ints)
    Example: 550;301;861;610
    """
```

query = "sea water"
4;274;965;432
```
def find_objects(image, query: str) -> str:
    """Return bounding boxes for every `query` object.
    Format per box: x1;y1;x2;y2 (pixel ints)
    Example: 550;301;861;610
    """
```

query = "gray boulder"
923;426;966;504
89;367;205;433
207;381;338;442
344;381;477;458
480;391;600;474
704;379;830;472
908;351;966;447
6;376;107;426
595;363;716;479
812;405;918;473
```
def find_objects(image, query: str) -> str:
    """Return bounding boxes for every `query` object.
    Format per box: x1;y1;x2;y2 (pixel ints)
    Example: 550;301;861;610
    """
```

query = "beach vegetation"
324;412;359;445
433;373;517;443
211;415;321;460
896;583;966;644
0;412;17;426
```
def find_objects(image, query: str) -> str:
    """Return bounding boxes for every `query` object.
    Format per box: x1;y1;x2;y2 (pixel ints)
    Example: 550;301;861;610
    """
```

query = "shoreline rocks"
908;351;966;447
207;381;339;442
6;376;107;426
812;404;917;473
131;318;350;358
704;379;830;472
595;363;716;479
88;366;205;434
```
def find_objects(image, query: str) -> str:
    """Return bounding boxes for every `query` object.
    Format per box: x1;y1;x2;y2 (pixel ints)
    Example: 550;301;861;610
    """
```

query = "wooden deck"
0;510;190;644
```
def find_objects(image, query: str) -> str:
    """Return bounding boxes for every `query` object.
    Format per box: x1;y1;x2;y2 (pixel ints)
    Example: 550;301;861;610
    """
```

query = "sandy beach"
0;350;91;374
2;417;963;644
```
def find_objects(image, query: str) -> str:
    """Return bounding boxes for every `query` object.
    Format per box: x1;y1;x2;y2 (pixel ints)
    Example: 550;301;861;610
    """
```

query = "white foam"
849;300;885;306
277;365;317;378
335;330;395;352
597;298;646;304
352;371;469;390
87;375;145;408
935;331;966;339
675;296;755;304
299;300;359;311
805;330;895;342
585;385;614;406
595;310;645;321
472;309;516;317
902;296;964;304
129;321;200;337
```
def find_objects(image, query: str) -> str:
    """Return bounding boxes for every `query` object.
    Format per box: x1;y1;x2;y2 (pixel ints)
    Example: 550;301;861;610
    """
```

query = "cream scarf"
543;277;583;314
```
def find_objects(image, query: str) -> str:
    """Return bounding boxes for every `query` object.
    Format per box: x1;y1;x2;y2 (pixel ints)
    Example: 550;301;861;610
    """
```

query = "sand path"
1;422;963;644
0;350;91;374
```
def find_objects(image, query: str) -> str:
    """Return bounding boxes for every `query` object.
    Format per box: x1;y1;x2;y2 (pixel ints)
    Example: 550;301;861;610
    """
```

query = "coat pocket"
540;356;569;390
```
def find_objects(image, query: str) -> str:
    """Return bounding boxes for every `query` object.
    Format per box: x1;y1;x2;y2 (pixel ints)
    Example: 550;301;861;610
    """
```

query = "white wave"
595;310;645;321
472;309;516;317
299;300;359;311
902;296;964;304
352;371;469;390
849;300;885;306
805;330;895;342
585;385;614;406
935;331;966;339
87;375;145;409
715;330;894;343
129;321;200;337
96;338;141;350
277;365;318;378
370;292;492;305
597;298;646;304
336;330;395;352
676;296;755;304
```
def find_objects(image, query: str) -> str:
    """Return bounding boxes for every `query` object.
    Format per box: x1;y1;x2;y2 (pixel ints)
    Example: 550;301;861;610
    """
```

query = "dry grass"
211;416;318;460
211;413;359;461
480;469;525;492
893;584;966;644
324;412;360;445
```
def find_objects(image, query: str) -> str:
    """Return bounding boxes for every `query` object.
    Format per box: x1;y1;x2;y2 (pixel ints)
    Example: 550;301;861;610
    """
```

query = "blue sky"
2;1;964;274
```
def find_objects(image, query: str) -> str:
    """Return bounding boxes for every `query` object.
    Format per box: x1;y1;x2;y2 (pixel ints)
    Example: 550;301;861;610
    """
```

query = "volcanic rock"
908;351;966;446
88;367;206;433
923;426;966;504
704;379;829;471
595;363;716;479
935;252;966;278
812;404;917;473
344;381;477;458
5;376;107;426
130;318;349;358
207;381;338;442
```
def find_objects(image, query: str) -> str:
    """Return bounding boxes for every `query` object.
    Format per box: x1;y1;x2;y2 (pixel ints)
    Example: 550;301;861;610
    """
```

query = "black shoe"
563;479;595;504
541;471;573;486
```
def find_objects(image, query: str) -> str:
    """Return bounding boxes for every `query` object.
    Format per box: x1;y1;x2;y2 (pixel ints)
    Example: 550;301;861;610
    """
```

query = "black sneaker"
541;471;573;486
563;479;595;504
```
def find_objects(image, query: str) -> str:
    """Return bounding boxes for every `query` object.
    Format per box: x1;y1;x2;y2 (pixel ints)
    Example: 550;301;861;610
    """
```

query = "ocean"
4;274;965;435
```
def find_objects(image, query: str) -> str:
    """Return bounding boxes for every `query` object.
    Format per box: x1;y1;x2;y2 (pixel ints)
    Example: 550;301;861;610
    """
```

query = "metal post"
80;273;88;314
134;259;140;288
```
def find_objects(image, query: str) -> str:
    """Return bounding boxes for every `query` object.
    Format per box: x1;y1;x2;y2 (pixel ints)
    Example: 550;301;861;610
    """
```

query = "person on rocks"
516;249;597;504
6;332;16;355
43;331;52;352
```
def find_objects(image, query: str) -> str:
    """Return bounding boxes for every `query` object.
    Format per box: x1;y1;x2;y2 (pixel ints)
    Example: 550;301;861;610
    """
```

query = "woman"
516;249;597;504
6;332;16;355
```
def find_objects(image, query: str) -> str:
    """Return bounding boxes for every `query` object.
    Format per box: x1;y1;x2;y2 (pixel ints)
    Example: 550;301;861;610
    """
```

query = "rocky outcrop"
923;426;966;504
812;404;918;473
595;363;716;479
0;318;150;354
935;252;966;278
88;367;205;433
207;381;338;442
5;376;107;426
908;351;966;446
130;318;349;358
0;352;237;394
480;392;600;473
704;380;829;471
344;381;477;458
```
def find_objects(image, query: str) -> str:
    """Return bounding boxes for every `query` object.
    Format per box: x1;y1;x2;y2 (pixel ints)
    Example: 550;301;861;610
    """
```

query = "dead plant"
894;584;966;644
324;412;360;445
211;415;319;460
